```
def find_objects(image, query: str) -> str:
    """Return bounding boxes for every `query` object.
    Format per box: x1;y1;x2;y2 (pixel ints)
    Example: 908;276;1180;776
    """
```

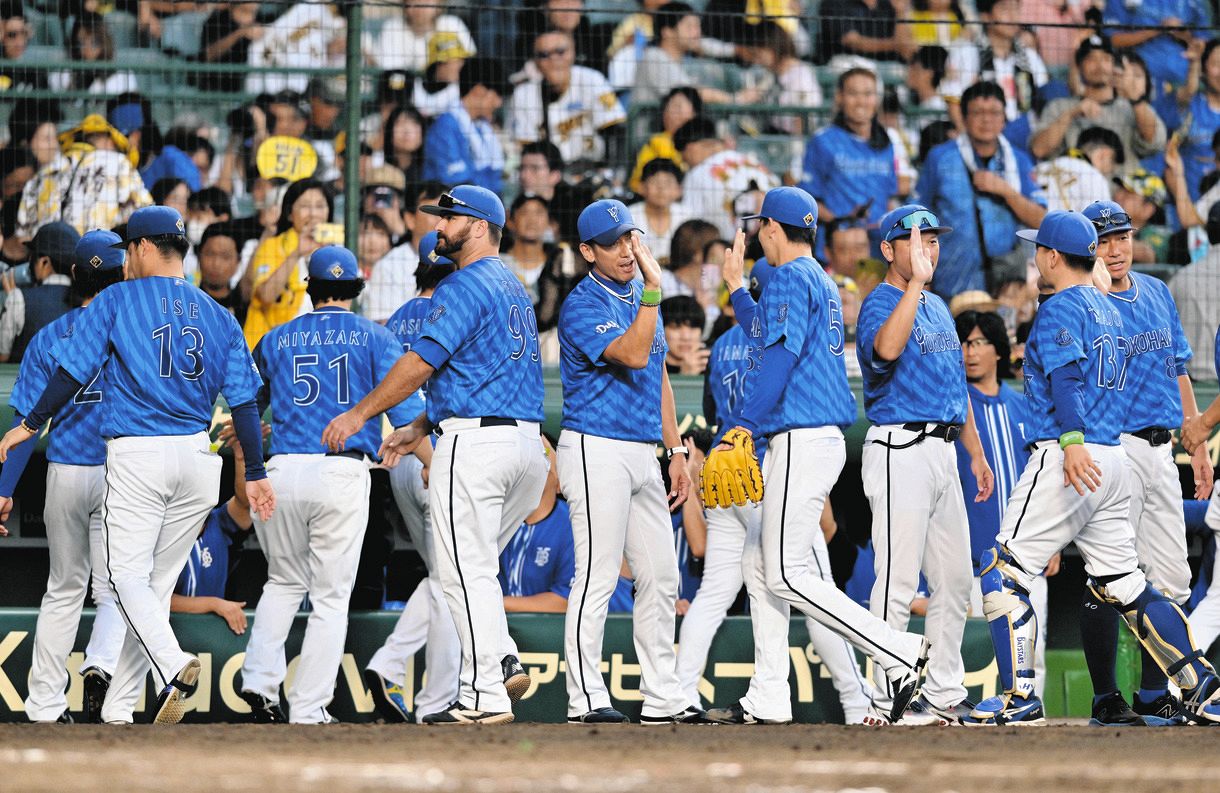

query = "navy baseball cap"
75;230;125;271
748;257;776;295
1016;210;1098;257
879;204;952;243
418;230;453;265
111;205;187;248
1081;199;1135;237
307;245;359;281
578;199;641;246
28;221;80;264
742;186;818;229
420;184;506;228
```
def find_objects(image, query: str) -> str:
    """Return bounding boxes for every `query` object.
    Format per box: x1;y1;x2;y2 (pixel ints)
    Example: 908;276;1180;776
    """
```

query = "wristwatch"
666;446;688;460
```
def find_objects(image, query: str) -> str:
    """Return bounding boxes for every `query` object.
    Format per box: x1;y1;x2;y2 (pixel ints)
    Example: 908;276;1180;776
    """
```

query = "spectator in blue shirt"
916;81;1046;298
422;57;507;194
1105;0;1212;88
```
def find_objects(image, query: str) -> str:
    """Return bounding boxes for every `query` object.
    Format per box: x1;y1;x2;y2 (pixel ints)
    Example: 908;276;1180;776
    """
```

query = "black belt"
434;417;518;436
266;449;367;462
902;422;963;442
1130;427;1173;447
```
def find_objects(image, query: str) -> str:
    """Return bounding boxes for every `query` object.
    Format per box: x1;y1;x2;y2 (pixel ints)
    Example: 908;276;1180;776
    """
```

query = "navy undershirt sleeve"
230;401;267;481
738;341;797;436
1048;361;1086;436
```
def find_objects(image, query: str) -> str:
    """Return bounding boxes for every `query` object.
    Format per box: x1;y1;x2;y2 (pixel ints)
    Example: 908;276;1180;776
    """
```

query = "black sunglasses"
438;192;491;219
1088;211;1131;232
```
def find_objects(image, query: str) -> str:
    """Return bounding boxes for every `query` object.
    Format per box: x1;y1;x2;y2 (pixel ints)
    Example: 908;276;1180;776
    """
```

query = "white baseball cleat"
153;657;201;725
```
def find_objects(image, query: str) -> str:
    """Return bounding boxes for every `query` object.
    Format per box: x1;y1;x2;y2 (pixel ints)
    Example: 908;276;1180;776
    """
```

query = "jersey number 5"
153;324;205;380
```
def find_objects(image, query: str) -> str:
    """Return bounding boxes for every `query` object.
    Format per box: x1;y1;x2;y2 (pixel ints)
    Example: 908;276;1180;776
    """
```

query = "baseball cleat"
961;694;1046;726
1088;692;1146;727
900;695;974;726
1182;675;1220;724
639;706;716;725
421;702;515;725
568;707;630;724
152;657;200;725
239;690;287;723
502;654;531;703
364;669;412;723
1133;692;1190;726
886;637;932;723
704;702;790;725
55;709;74;724
856;705;893;726
81;667;111;725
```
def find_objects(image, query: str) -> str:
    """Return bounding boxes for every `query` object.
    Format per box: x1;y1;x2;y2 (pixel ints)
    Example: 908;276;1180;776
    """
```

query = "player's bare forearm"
873;286;922;361
357;354;433;424
503;592;568;613
682;492;707;556
602;306;660;369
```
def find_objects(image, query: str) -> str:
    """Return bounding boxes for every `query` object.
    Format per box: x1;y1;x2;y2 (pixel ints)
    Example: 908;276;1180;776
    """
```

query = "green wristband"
641;288;662;305
1058;431;1085;449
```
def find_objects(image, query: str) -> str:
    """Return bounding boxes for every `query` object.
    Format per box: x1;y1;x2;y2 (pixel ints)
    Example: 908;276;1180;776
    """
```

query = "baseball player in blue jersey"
856;205;995;725
239;246;418;724
557;198;699;725
1076;199;1215;726
367;231;463;723
1183;326;1220;650
707;186;931;726
0;230;127;723
0;205;275;725
680;256;874;724
324;185;548;725
965;210;1220;726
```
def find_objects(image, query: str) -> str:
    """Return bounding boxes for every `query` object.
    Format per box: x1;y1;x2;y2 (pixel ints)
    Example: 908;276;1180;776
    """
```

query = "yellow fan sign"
256;136;319;182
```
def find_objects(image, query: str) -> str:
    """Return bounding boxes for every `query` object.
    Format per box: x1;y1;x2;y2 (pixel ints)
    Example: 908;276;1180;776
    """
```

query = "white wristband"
666;446;688;460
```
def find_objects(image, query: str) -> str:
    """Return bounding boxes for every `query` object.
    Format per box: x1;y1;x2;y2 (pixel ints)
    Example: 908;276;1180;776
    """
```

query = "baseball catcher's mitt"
700;427;763;508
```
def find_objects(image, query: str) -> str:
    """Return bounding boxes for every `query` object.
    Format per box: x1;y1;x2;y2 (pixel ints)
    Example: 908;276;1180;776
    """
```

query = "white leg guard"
979;547;1038;699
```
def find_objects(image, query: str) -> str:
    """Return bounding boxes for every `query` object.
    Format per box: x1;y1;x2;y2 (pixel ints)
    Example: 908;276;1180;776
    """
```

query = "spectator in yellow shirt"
628;86;700;193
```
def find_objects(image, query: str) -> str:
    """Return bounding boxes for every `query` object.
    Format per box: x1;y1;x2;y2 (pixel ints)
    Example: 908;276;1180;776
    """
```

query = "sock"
1080;589;1120;697
1137;687;1168;705
1139;645;1169;694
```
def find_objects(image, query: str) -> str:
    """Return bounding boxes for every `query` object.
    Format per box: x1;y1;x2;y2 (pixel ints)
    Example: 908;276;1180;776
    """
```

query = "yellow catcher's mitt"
700;427;763;508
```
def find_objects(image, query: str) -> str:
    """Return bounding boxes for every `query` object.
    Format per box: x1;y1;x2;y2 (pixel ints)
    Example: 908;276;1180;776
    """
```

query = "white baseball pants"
676;501;874;722
241;454;370;724
99;433;222;724
24;463;126;722
862;425;973;711
430;419;545;714
1120;434;1191;603
762;429;927;686
1188;483;1220;653
559;430;690;719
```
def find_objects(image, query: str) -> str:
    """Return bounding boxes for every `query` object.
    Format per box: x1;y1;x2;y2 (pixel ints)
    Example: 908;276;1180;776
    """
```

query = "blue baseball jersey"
955;383;1031;572
386;296;432;353
1107;273;1192;432
707;323;768;460
1215;324;1220;380
10;309;106;465
1023;285;1126;446
856;284;968;425
254;307;418;458
174;504;245;598
418;257;544;424
673;513;702;602
748;257;857;435
558;273;668;442
498;500;576;599
52;277;261;437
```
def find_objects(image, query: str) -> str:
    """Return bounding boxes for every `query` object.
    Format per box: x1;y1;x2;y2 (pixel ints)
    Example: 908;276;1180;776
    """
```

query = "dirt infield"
2;723;1213;792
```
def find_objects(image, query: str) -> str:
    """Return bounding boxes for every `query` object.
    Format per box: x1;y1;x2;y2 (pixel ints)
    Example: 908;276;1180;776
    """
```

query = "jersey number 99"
508;304;540;362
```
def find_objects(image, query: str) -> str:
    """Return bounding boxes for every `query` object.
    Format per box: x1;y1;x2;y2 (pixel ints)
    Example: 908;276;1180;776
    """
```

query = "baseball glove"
700;427;763;508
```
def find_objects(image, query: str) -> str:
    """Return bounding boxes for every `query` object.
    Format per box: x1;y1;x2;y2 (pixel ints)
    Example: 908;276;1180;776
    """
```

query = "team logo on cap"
803;212;814;226
1088;240;1097;254
607;204;620;222
329;263;344;278
1099;207;1112;220
176;218;185;233
89;255;103;269
428;249;439;263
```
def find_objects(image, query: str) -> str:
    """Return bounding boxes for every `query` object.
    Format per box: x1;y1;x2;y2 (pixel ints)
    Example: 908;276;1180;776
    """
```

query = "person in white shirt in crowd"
502;193;555;304
674;117;777;240
1035;127;1122;213
943;0;1048;124
745;21;822;136
365;0;477;73
246;1;346;94
413;32;470;119
632;2;762;106
628;159;690;267
512;29;626;168
49;13;137;97
905;45;950;135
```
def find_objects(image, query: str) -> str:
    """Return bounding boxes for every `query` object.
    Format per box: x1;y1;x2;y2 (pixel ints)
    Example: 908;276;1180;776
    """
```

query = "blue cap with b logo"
742;186;819;230
307;245;359;281
1016;210;1098;258
878;203;953;243
748;257;775;295
1081;200;1134;237
418;230;453;266
76;230;125;271
578;199;641;246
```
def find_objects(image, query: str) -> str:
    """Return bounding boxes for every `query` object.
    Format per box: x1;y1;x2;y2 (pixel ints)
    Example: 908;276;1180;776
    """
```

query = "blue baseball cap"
748;257;775;295
418;230;453;266
742;186;818;229
577;199;641;246
307;245;359;281
1081;199;1134;237
75;230;125;271
111;205;187;248
108;102;144;136
419;184;506;228
879;204;952;243
1016;210;1098;258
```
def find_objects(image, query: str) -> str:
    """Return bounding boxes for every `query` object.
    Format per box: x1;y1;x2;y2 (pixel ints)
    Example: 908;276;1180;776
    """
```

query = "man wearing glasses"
1076;199;1214;727
511;29;625;168
324;185;548;725
855;204;995;725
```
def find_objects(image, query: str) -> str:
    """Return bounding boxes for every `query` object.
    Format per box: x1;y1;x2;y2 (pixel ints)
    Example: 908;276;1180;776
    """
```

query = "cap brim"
888;224;953;240
740;213;764;221
419;204;453;218
586;224;641;247
1014;228;1040;245
109;238;132;249
1097;223;1134;236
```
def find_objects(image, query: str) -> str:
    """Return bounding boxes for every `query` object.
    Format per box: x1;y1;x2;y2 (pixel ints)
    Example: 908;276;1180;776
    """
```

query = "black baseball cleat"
421;702;514;725
1134;692;1190;726
639;706;716;725
1088;692;1146;727
502;654;531;703
81;667;111;724
364;669;412;723
152;657;201;725
55;709;73;724
704;702;790;725
888;637;932;723
568;707;630;724
239;690;287;724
